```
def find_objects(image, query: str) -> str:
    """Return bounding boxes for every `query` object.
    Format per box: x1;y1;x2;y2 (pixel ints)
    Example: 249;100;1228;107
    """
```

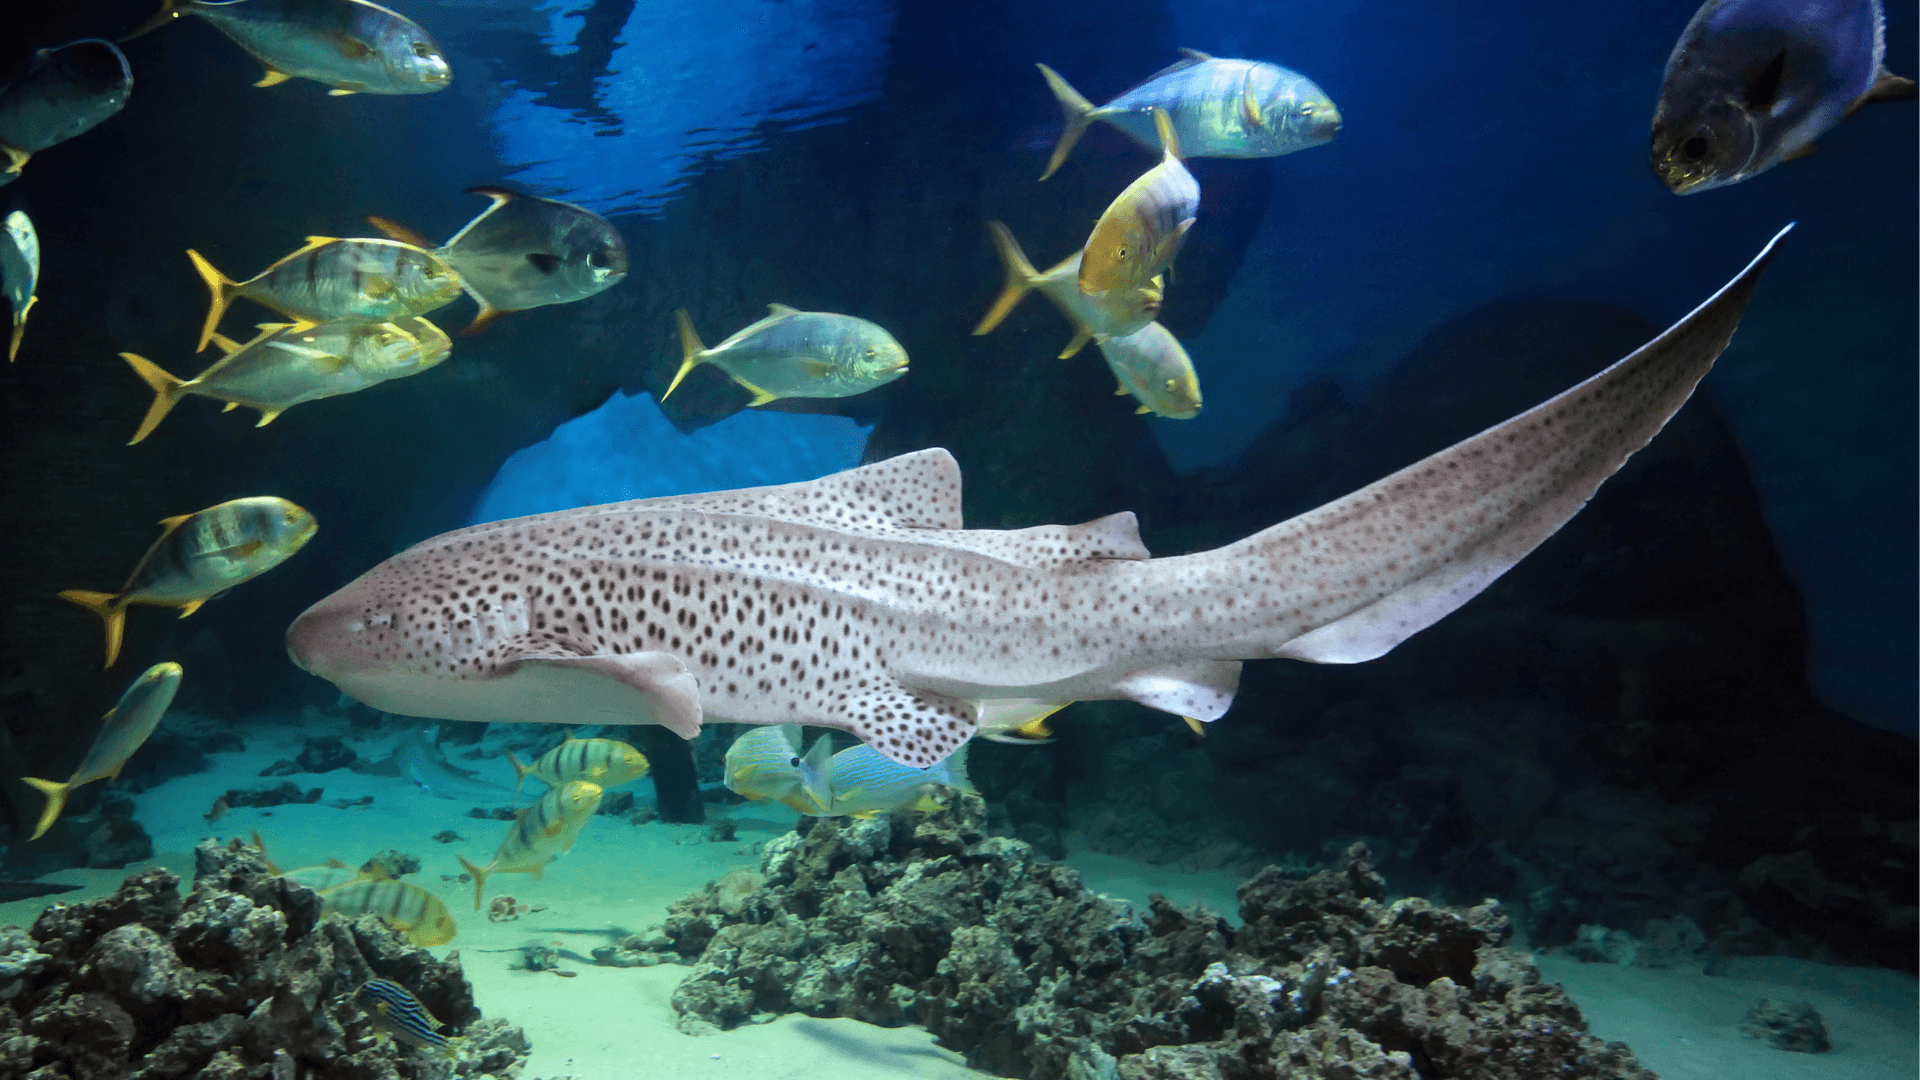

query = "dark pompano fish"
1037;48;1339;180
123;0;450;96
1652;0;1916;193
368;186;629;334
187;237;460;352
0;40;133;185
665;305;909;406
1079;109;1199;297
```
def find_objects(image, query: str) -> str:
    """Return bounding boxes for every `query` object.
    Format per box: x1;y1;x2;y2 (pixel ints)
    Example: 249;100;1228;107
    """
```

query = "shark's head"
287;584;395;687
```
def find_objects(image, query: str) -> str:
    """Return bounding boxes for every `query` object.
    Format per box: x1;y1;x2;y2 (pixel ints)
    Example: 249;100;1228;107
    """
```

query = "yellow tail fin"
57;589;127;668
185;248;238;353
20;776;71;840
456;854;489;912
661;310;705;402
8;294;33;362
1152;106;1181;161
120;0;193;41
1036;64;1097;181
973;222;1040;337
119;353;188;444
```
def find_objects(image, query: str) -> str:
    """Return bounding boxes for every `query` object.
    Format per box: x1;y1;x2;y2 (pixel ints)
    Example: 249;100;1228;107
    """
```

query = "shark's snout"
287;594;378;679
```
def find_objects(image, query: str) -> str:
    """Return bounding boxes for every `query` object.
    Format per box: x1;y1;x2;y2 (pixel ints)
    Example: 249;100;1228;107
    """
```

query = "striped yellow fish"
805;742;975;819
505;737;648;804
20;662;181;840
1098;322;1201;418
356;978;454;1056
320;876;458;947
457;780;601;910
185;236;459;352
1079;108;1199;297
723;724;832;813
972;221;1160;359
58;497;317;667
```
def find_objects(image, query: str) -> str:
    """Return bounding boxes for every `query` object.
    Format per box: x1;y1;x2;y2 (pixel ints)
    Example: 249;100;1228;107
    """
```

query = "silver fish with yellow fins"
1;210;36;362
60;497;317;667
356;978;454;1056
1037;49;1340;180
320;875;458;947
1079;109;1198;298
723;724;832;813
456;779;601;910
123;0;451;96
20;662;181;840
665;305;908;406
187;237;460;353
120;317;451;443
1651;0;1916;193
368;186;629;334
973;221;1159;358
1099;322;1201;419
0;40;133;185
506;737;648;804
806;742;975;819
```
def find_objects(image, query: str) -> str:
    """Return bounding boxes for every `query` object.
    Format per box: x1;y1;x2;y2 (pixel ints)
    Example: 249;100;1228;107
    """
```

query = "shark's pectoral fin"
501;651;704;739
819;682;976;768
1108;659;1241;721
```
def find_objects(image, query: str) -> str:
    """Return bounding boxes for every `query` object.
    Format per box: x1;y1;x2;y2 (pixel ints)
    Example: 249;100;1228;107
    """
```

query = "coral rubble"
0;840;528;1079
662;798;1654;1079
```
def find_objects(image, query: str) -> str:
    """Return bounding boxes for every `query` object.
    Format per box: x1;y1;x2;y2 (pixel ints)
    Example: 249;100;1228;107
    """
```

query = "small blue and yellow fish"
187;238;460;353
0;40;133;185
20;662;181;839
1037;49;1340;180
723;724;832;812
1078;109;1198;297
321;876;458;947
805;742;975;819
124;0;450;96
1651;0;1916;193
665;306;908;406
1098;321;1201;419
59;497;318;667
505;738;648;804
973;221;1160;359
356;978;453;1055
456;780;601;911
1;210;36;362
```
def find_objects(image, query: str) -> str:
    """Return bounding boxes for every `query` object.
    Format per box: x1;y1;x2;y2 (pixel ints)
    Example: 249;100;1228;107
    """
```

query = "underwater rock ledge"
655;797;1655;1080
0;840;528;1080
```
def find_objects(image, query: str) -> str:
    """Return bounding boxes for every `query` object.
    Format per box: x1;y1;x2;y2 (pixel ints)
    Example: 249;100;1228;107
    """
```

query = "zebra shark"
287;226;1790;767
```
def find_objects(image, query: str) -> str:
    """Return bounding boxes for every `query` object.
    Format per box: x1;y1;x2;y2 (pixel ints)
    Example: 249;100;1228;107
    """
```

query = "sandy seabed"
2;723;1912;1080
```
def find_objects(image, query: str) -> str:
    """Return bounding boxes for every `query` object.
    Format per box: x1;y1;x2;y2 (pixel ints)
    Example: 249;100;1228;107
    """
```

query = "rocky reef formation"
655;798;1651;1080
0;840;528;1079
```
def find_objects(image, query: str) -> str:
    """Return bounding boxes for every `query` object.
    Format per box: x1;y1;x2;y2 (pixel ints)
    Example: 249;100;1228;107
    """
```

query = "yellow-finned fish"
505;738;648;804
119;317;451;443
456;780;601;911
19;662;181;840
58;497;317;667
974;700;1073;744
367;186;629;335
2;210;38;362
320;876;458;947
122;0;451;97
0;40;133;186
1079;109;1199;298
973;221;1159;359
664;306;908;406
1036;49;1341;180
356;978;454;1056
722;724;832;813
185;237;459;353
804;742;975;819
1097;321;1201;419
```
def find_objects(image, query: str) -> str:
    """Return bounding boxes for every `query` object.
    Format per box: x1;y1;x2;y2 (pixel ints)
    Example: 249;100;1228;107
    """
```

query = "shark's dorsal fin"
609;448;967;531
931;511;1151;568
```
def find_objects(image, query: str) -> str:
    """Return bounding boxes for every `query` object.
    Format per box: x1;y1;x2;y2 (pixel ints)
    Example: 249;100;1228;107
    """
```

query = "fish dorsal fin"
591;448;968;531
766;303;801;316
365;215;437;250
157;513;191;531
1178;47;1213;61
326;857;350;868
462;185;520;211
1139;50;1211;86
302;236;340;247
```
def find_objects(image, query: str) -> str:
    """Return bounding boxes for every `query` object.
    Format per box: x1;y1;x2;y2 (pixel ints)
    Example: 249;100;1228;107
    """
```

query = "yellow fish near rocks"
320;875;458;947
186;237;460;353
723;724;832;813
20;662;181;839
804;742;975;819
1097;322;1201;418
505;738;648;804
59;497;317;667
120;317;451;443
1079;109;1199;298
457;780;602;911
973;221;1160;359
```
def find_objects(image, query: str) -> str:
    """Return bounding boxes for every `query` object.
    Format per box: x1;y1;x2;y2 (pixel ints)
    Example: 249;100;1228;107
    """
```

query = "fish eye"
787;756;801;767
412;41;433;58
1299;103;1314;116
587;250;611;268
1115;245;1128;260
1680;134;1710;161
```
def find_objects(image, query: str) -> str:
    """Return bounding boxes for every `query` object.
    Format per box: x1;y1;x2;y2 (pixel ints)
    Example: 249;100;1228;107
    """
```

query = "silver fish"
0;40;133;185
1097;322;1201;419
1079;108;1198;296
1038;48;1339;180
124;0;450;96
456;780;601;910
285;225;1790;768
1652;0;1916;193
973;220;1159;358
369;187;629;334
20;662;181;840
664;304;909;406
187;237;460;352
2;210;37;362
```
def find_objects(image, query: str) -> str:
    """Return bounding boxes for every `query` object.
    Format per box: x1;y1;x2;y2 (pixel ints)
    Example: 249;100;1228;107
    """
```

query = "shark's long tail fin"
457;854;489;912
120;353;188;444
20;776;71;840
185;249;238;353
1036;64;1097;181
973;222;1042;337
57;589;128;668
662;310;706;402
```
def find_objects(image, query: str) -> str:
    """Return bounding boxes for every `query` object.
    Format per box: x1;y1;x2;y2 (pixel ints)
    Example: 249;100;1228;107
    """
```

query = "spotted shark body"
288;227;1790;767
